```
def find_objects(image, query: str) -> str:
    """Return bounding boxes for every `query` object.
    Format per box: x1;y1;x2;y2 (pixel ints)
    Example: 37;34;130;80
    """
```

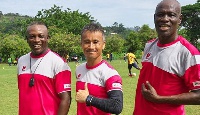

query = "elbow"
110;102;123;114
114;107;123;114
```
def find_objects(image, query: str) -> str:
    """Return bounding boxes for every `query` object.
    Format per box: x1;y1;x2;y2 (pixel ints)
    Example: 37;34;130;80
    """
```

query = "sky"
0;0;197;28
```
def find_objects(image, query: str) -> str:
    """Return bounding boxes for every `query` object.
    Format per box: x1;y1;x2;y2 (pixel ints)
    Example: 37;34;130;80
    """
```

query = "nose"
33;36;41;42
88;42;95;48
160;15;169;21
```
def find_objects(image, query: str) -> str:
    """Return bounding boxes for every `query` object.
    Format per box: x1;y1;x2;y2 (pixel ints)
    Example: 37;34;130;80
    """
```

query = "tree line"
0;1;199;63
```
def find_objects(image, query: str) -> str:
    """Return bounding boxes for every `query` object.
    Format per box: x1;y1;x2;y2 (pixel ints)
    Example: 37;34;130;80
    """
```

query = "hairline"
81;23;105;41
155;0;181;14
26;21;48;39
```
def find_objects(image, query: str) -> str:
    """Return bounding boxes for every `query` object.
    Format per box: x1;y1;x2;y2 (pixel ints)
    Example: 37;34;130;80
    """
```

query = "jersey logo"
193;81;200;87
77;74;81;79
145;53;151;60
112;83;122;88
64;84;71;89
22;66;26;71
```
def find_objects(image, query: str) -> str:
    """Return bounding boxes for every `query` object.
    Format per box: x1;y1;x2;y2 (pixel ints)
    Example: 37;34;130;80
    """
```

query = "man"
109;52;113;62
8;57;12;66
17;21;71;115
75;23;123;115
106;53;110;61
133;0;200;115
123;53;127;63
127;52;140;77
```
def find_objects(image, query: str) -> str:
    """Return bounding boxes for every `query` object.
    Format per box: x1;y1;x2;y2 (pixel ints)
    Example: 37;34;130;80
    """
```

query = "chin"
158;31;171;36
32;50;43;55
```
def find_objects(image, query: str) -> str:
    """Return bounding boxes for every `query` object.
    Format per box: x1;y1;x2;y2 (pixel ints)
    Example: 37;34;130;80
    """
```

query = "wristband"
86;95;93;106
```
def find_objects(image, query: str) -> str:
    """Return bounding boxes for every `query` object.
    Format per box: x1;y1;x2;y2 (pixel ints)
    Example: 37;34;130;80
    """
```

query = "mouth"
159;24;170;31
32;44;41;49
86;51;96;53
85;50;96;54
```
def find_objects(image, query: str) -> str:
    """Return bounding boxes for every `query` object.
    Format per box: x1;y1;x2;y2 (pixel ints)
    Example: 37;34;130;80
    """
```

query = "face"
26;25;49;56
81;31;105;63
154;0;182;41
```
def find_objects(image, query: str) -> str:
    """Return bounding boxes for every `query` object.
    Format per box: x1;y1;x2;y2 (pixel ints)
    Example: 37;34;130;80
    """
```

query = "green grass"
0;60;200;115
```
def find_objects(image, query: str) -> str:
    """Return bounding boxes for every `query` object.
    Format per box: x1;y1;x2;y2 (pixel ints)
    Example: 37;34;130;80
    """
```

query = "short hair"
156;0;181;14
25;21;48;39
81;23;105;41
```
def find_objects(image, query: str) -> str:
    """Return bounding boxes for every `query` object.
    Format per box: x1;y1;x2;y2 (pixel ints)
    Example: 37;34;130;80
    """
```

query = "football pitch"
0;60;199;115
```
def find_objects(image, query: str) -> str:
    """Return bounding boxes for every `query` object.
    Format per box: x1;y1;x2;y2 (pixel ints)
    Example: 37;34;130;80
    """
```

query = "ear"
153;14;156;23
178;14;182;25
47;35;50;39
102;42;105;50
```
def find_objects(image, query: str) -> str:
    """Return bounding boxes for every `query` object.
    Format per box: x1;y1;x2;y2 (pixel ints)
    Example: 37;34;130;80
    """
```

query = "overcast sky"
0;0;197;28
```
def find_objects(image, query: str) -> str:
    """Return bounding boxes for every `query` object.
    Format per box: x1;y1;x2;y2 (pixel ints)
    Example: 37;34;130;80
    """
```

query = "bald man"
133;0;200;115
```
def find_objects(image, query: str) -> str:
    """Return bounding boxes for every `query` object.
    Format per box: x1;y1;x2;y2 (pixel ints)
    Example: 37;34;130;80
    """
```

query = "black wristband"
86;95;93;106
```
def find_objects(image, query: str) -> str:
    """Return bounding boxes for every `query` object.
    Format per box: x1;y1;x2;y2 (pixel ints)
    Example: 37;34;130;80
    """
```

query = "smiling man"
75;23;123;115
133;0;200;115
17;21;71;115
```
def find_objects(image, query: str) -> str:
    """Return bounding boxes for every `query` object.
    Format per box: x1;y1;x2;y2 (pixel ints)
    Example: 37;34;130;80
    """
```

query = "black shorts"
128;62;139;69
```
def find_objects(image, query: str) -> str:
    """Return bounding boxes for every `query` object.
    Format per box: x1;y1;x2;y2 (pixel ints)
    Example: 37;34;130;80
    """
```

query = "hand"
141;81;160;103
76;83;89;103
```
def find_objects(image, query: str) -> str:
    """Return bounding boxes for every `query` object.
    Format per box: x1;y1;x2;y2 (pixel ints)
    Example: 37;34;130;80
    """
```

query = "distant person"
17;21;71;115
133;0;200;115
75;23;123;115
13;58;17;65
109;53;113;62
74;55;79;66
66;54;69;63
127;52;140;77
123;53;127;63
7;57;12;66
106;53;110;61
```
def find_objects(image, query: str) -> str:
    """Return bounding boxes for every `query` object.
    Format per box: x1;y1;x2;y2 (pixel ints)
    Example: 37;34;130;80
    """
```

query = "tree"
48;32;82;58
125;31;142;53
104;34;125;54
0;35;30;62
104;22;127;38
138;24;157;49
0;13;32;37
181;2;200;47
35;5;94;35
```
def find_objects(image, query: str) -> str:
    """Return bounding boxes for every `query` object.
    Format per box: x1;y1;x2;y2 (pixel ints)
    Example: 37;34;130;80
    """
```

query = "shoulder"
101;61;120;76
47;51;66;62
147;38;157;43
178;36;200;55
18;53;30;62
76;62;87;70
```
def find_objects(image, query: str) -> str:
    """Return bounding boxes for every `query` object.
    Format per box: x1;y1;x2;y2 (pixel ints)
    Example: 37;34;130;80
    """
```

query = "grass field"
0;60;200;115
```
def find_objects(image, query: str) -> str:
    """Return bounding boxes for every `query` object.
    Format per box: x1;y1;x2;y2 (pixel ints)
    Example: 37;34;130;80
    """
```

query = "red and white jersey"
76;60;122;115
17;49;71;115
134;36;200;115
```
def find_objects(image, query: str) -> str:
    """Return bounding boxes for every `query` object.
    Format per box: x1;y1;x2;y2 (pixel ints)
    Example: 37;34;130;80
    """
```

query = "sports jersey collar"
157;35;181;47
30;49;50;58
86;60;104;69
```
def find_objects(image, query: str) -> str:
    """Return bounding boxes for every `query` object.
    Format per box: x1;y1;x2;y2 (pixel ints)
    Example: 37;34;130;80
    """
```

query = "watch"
86;95;93;106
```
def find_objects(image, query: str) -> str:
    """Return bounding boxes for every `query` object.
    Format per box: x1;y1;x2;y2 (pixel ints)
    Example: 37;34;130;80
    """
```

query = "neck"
31;48;49;57
158;34;178;44
86;58;102;67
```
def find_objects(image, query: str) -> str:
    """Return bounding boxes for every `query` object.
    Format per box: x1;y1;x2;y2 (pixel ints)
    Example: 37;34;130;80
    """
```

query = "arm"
76;83;123;114
57;91;71;115
88;90;123;114
141;81;200;105
134;58;139;64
